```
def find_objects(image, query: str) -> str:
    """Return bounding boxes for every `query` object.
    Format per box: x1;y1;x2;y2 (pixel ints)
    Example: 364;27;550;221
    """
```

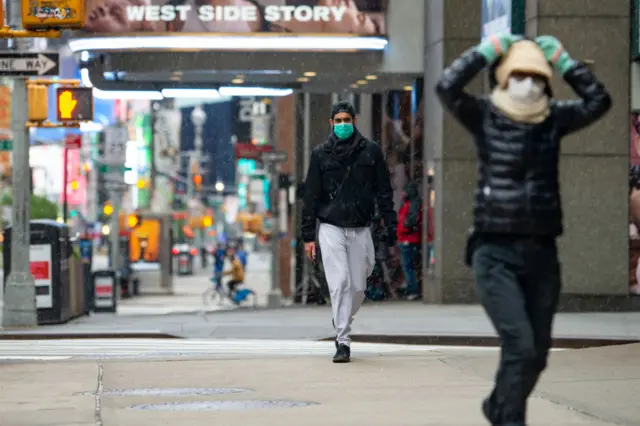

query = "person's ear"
329;119;334;126
353;117;358;126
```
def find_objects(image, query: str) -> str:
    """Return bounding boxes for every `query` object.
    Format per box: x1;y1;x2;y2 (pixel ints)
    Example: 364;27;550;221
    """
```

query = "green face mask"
333;123;354;140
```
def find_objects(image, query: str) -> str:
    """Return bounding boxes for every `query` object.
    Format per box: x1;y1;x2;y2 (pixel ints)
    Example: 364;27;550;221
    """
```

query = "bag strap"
328;150;362;201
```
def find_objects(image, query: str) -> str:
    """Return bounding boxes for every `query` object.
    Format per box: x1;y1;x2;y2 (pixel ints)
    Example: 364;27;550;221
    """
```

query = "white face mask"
507;76;545;104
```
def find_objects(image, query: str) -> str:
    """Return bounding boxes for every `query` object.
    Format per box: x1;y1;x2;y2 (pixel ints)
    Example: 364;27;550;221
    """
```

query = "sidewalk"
1;340;634;425
4;302;640;343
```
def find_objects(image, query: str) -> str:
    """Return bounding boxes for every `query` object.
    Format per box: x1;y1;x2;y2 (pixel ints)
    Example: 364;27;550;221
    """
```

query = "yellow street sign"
22;0;85;30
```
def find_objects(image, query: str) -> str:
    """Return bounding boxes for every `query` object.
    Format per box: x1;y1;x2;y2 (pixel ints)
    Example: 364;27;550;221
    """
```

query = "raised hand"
536;35;576;75
476;33;522;65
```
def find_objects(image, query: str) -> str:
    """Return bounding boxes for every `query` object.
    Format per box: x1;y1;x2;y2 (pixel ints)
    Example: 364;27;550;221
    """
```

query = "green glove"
476;33;521;65
536;35;576;75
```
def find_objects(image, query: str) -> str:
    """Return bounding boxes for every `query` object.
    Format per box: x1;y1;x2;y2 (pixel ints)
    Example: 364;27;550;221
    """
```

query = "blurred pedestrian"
436;34;611;425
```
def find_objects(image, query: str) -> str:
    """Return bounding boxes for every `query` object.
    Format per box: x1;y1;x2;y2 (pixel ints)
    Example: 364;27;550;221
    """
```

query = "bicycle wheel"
202;287;224;307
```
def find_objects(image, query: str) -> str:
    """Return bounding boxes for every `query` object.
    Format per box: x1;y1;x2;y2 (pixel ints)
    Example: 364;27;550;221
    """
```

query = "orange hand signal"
58;90;78;120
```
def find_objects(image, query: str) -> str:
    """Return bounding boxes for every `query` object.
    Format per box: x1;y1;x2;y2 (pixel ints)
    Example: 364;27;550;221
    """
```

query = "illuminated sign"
22;0;85;30
56;87;93;122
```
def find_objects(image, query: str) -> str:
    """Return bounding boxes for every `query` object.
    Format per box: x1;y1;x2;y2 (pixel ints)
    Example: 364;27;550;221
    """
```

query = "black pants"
227;279;242;293
472;235;561;426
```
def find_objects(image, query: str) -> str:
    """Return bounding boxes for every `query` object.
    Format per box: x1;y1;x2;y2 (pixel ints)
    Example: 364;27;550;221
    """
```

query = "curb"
0;332;181;340
318;334;640;349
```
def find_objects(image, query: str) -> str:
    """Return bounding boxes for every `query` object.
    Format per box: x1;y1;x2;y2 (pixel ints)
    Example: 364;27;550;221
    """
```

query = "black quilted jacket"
436;49;611;237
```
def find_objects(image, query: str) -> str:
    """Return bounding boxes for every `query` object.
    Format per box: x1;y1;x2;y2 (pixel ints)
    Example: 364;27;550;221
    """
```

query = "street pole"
3;0;37;327
267;160;282;308
62;146;68;223
109;190;121;274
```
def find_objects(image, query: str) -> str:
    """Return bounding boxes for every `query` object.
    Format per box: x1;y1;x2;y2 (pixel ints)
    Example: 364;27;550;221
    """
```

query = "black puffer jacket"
301;130;397;243
436;49;611;237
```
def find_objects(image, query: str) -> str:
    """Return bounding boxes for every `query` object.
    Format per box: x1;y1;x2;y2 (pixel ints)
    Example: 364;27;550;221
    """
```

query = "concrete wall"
423;0;483;304
381;0;425;74
526;0;630;299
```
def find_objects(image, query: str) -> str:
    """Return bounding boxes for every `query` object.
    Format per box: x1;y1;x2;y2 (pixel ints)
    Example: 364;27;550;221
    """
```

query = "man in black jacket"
302;100;397;363
436;35;611;426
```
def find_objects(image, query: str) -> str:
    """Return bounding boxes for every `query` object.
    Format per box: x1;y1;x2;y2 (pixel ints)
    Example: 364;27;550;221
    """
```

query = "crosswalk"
0;338;500;361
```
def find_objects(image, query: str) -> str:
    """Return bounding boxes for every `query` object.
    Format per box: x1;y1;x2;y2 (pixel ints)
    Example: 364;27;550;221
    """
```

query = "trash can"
92;269;118;313
3;220;73;325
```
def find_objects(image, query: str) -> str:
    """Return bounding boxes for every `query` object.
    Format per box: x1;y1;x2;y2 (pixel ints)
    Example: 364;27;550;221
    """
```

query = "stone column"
275;95;296;299
526;0;630;310
422;0;483;303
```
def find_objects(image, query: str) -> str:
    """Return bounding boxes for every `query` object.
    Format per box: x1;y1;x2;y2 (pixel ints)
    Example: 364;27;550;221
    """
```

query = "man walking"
302;100;397;363
436;35;611;425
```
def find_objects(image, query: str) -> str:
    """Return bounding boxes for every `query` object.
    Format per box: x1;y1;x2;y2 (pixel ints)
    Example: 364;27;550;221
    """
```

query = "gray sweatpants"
318;223;375;346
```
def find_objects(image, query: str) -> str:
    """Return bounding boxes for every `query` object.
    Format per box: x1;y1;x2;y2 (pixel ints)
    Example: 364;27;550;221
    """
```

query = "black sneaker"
333;344;350;363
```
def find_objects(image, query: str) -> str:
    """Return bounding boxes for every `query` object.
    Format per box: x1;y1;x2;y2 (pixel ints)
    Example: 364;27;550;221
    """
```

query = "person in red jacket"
397;181;432;300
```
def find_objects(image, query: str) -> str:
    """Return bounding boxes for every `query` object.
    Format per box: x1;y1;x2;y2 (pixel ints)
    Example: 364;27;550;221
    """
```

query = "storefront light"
69;36;388;52
219;86;292;97
161;89;220;99
93;88;163;100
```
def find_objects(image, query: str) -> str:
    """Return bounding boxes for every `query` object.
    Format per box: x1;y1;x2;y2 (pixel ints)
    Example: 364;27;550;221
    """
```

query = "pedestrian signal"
56;87;93;122
28;84;48;122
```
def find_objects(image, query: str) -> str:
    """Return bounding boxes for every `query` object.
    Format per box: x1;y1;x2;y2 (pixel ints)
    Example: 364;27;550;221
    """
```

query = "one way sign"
0;52;59;77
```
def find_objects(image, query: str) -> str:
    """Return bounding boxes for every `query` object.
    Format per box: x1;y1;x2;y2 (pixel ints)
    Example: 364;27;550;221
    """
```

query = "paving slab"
0;346;623;426
0;362;97;426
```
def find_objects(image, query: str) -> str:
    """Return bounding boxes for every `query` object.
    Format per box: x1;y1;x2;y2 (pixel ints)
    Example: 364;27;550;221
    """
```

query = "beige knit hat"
495;40;553;89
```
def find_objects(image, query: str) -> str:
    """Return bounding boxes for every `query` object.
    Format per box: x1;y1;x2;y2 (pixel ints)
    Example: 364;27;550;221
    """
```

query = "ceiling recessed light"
231;78;244;84
297;77;309;82
356;80;367;85
365;75;377;80
303;71;317;77
403;85;413;91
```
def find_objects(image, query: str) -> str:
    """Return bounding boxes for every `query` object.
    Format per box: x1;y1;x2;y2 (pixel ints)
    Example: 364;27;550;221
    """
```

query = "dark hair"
331;101;356;120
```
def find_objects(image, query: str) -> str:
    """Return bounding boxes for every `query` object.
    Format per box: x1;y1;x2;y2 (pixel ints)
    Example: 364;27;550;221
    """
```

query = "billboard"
83;0;387;35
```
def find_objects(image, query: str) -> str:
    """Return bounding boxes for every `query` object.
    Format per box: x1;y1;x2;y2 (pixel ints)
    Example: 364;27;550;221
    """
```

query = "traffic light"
127;214;140;228
136;179;147;189
103;204;113;216
27;84;48;122
70;180;79;191
56;87;93;122
70;209;78;218
193;174;202;191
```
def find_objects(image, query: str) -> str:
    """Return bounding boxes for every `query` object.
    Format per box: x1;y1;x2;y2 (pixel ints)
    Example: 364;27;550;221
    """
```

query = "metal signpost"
2;4;38;327
261;150;288;308
1;0;88;328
